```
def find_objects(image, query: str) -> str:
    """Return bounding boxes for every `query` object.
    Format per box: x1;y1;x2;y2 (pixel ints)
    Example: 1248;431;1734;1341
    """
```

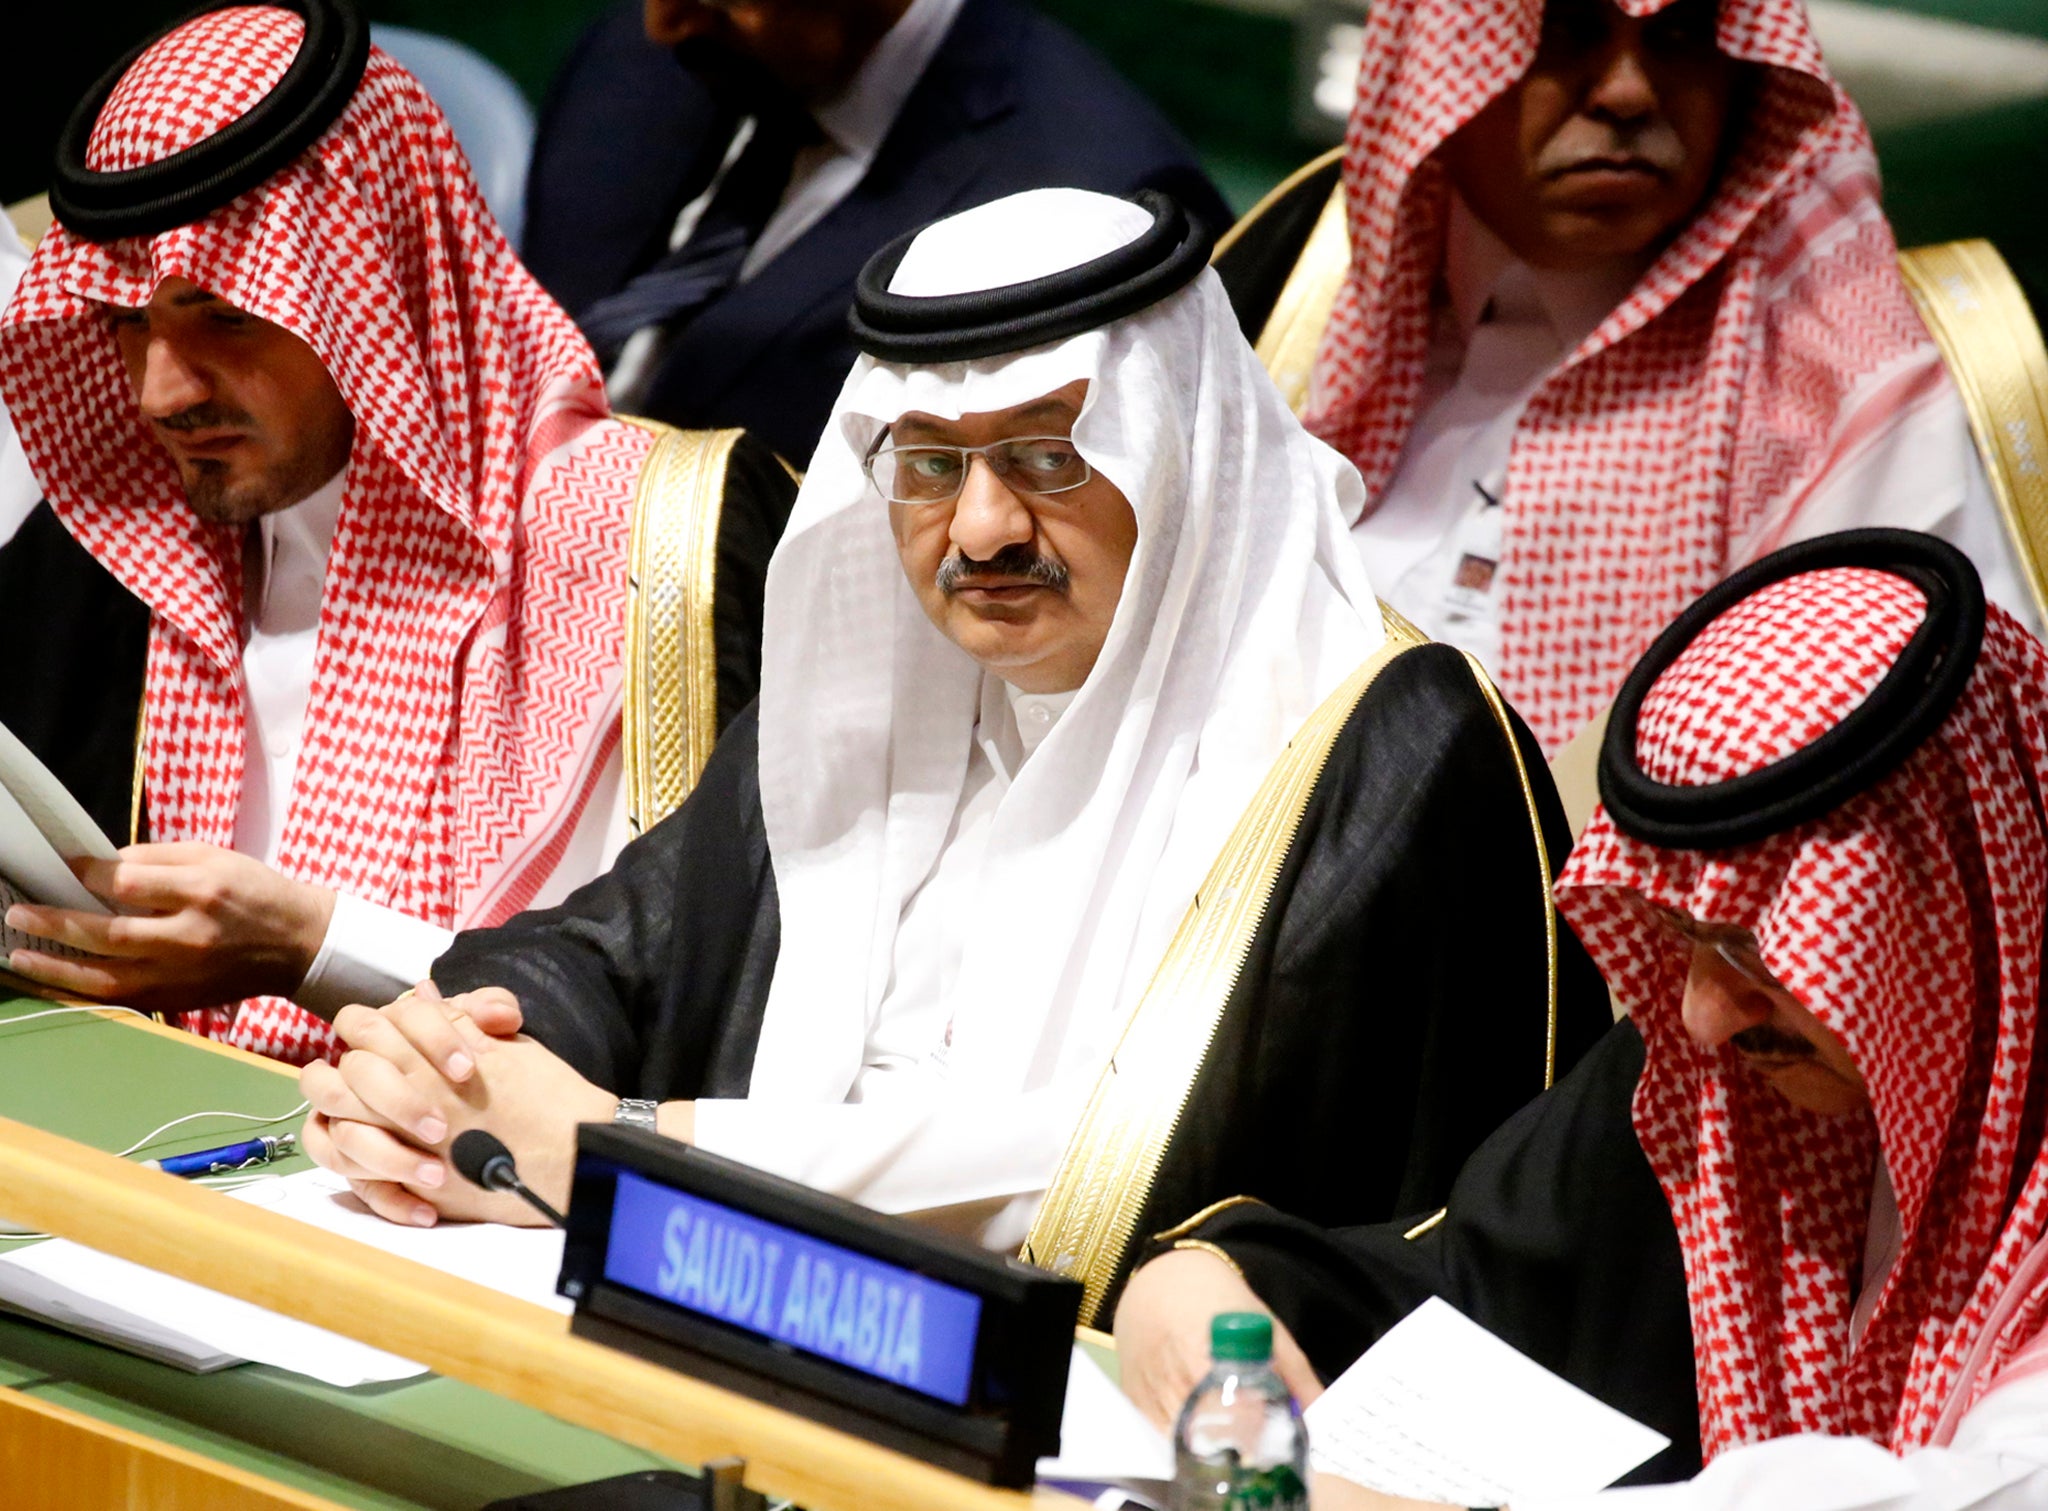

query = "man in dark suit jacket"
522;0;1233;466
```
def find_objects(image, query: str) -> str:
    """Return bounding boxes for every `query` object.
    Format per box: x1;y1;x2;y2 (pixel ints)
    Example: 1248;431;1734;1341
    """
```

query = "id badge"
1433;482;1504;619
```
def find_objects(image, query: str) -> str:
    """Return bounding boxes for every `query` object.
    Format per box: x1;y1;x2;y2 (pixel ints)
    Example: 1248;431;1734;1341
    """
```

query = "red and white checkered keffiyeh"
1555;567;2048;1458
1308;0;1951;751
0;7;650;1064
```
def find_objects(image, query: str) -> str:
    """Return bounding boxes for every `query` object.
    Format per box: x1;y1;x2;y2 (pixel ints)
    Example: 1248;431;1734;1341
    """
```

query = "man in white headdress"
297;189;1609;1315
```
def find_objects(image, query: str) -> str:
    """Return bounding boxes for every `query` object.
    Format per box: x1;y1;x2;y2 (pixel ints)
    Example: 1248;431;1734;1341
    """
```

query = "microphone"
450;1130;568;1229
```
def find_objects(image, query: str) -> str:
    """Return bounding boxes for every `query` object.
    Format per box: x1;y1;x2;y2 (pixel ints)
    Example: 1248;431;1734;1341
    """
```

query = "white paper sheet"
0;1239;420;1384
0;716;119;869
1304;1298;1669;1506
230;1167;573;1311
0;715;120;955
0;1169;569;1386
0;782;104;917
1039;1345;1175;1483
0;1249;242;1372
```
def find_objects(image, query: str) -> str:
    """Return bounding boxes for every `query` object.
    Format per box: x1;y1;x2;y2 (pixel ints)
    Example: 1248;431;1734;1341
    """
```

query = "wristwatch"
612;1097;661;1135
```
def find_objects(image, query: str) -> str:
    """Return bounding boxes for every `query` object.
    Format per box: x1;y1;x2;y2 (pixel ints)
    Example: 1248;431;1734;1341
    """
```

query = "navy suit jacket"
522;0;1233;465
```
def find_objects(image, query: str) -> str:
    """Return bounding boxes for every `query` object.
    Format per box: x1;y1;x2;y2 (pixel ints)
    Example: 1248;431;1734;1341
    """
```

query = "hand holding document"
0;716;339;1008
0;715;118;959
1304;1298;1668;1507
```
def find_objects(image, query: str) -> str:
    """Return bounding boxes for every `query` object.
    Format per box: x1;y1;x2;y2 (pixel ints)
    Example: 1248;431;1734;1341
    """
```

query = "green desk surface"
0;996;677;1510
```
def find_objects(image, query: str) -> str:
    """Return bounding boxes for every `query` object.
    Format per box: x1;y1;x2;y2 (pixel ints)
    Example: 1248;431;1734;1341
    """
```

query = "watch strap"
612;1097;661;1134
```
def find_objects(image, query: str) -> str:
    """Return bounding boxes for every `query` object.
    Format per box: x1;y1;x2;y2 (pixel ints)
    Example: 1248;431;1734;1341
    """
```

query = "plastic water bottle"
1169;1311;1310;1511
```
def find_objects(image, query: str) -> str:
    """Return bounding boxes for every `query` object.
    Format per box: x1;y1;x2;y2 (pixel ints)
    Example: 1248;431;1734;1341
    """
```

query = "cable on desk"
114;1101;310;1160
0;1003;152;1029
1;1004;308;1224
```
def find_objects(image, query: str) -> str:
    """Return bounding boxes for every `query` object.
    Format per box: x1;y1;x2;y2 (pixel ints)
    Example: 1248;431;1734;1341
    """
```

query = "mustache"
1730;1025;1816;1062
1537;121;1687;179
935;544;1070;595
155;402;255;433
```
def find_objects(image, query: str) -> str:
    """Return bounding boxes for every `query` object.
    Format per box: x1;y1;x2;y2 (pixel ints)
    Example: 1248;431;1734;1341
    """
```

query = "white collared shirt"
606;0;964;409
1349;195;1649;674
692;673;1084;1249
743;0;965;279
1851;1156;1902;1350
0;213;40;551
862;675;1075;1080
233;470;345;868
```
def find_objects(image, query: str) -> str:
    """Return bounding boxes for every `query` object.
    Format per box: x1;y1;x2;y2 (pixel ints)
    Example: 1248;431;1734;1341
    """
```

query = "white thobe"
1516;1159;2048;1511
1353;197;2040;691
607;0;966;410
692;675;1090;1251
0;213;39;551
232;473;631;1015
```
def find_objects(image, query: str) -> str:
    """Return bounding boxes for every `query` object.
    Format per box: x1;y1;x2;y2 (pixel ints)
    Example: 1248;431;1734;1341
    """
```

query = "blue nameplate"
603;1171;984;1406
558;1126;1080;1488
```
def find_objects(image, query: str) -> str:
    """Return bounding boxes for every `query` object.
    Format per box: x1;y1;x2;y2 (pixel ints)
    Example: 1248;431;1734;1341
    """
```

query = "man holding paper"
1115;532;2048;1509
0;3;795;1061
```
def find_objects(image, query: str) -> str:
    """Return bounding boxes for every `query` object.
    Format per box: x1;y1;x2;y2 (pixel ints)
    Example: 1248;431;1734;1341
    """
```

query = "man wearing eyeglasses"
863;382;1129;699
1632;905;1868;1121
1114;532;2048;1511
293;190;1609;1309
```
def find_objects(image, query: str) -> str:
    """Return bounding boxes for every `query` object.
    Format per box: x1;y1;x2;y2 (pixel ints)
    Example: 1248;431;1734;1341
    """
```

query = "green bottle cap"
1210;1311;1273;1362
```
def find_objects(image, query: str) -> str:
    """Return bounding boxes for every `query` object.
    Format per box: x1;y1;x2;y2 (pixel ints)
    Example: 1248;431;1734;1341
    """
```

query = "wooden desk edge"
0;1106;1084;1511
0;1384;352;1511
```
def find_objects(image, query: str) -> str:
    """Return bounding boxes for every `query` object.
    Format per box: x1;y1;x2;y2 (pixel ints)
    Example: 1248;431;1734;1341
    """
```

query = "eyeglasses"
1627;898;1788;996
863;436;1093;505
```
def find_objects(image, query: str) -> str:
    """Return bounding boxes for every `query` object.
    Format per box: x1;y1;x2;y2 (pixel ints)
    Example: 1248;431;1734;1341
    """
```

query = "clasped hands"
298;981;626;1227
5;842;335;1012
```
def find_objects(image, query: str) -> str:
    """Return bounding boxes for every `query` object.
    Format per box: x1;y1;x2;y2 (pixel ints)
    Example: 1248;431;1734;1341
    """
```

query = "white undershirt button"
1007;686;1077;762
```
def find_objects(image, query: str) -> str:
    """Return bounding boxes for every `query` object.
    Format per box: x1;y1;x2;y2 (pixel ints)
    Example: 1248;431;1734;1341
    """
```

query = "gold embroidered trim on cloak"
130;669;163;1020
1245;158;1349;419
1210;149;1339;264
1402;1208;1448;1242
1152;1193;1264;1245
129;666;148;848
1377;598;1428;650
1458;652;1560;1090
1170;1239;1247;1282
1021;607;1427;1326
619;421;744;834
1898;240;2048;628
1212;148;1347;418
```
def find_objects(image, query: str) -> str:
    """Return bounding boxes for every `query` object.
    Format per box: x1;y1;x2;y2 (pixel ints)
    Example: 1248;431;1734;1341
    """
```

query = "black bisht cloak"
1164;1019;1701;1487
434;638;1613;1316
0;503;150;844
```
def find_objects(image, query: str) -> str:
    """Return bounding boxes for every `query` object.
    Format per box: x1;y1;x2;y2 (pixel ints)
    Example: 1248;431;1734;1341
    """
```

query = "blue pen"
144;1133;297;1178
